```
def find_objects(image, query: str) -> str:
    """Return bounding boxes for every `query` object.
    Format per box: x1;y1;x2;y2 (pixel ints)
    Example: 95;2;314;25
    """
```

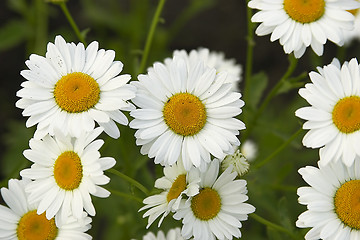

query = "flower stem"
107;168;149;195
244;0;255;106
58;2;87;46
106;187;143;203
138;0;167;75
250;213;300;239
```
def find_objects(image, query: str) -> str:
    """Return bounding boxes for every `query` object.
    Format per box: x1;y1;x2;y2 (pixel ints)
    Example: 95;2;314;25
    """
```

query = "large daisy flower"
248;0;360;58
295;58;360;166
16;35;136;139
141;228;184;240
0;178;92;240
169;48;242;91
139;161;200;228
296;159;360;239
19;127;116;222
130;55;245;170
173;159;255;240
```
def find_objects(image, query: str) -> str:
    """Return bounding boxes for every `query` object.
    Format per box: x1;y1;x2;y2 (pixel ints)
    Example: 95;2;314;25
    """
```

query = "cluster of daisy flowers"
1;34;256;239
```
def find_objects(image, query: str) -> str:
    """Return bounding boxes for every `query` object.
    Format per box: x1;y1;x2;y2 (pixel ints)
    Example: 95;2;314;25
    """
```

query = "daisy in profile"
16;35;136;139
173;159;255;240
297;159;360;239
130;55;245;170
0;178;92;240
296;58;360;166
344;3;360;44
248;0;360;58
139;161;200;228
141;228;184;240
221;148;250;177
20;127;116;223
169;48;242;91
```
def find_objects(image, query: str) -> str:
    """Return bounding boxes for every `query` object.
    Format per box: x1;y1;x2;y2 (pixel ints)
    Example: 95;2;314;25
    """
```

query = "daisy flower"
295;58;360;166
141;228;184;240
344;2;360;44
248;0;360;58
0;178;92;240
169;48;242;91
221;148;250;177
130;55;245;170
173;159;256;240
19;127;116;222
139;161;200;228
16;35;136;139
240;140;258;162
296;159;360;239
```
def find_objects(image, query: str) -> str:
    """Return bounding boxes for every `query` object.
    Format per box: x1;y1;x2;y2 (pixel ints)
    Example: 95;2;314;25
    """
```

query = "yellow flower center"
332;96;360;134
17;210;58;240
166;174;187;203
53;151;83;190
334;180;360;229
163;93;207;136
191;187;221;221
283;0;325;23
53;72;100;113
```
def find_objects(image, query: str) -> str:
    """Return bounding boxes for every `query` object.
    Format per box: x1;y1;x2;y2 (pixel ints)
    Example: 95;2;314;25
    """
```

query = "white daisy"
142;228;184;240
130;55;245;171
344;3;360;44
19;127;116;222
240;140;258;162
248;0;360;58
221;148;250;177
16;35;136;139
0;178;92;240
296;159;360;239
169;48;242;91
295;58;360;166
173;159;256;240
139;161;200;228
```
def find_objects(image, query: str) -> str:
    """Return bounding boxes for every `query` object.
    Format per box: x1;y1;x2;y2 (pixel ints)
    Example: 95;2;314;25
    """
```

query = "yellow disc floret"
163;93;206;136
54;72;100;113
283;0;325;23
332;96;360;134
54;151;83;190
191;187;221;221
334;180;360;229
17;210;58;240
167;174;187;203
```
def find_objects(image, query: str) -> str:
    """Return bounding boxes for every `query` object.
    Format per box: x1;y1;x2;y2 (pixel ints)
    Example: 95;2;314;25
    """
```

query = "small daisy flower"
221;148;250;177
248;0;360;58
173;159;256;240
139;161;200;228
296;159;360;239
141;228;184;240
344;3;360;44
169;48;242;91
16;35;136;139
19;127;116;222
0;178;92;240
130;55;245;170
295;58;360;166
240;140;258;162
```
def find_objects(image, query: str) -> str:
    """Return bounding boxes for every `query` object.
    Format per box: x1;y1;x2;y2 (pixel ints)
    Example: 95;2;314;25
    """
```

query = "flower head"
344;2;360;44
142;228;184;240
221;148;250;177
240;140;258;162
248;0;360;58
16;35;136;139
296;58;360;166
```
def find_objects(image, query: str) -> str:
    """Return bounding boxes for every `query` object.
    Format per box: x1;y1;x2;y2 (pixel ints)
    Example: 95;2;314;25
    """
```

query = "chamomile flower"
0;178;92;240
173;159;255;240
296;159;360;239
221;148;250;177
19;127;116;222
139;161;200;228
344;3;360;44
16;35;136;139
248;0;360;58
142;228;184;240
169;48;242;91
130;55;245;170
295;58;360;166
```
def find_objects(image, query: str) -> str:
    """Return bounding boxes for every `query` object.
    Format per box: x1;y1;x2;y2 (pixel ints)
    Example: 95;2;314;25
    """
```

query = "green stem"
244;54;298;140
244;0;255;106
106;187;143;203
138;0;167;75
107;168;149;195
253;127;302;169
59;2;87;46
250;213;300;239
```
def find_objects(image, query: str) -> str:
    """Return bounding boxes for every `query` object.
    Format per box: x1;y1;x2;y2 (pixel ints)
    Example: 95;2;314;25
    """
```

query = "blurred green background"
1;0;360;239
